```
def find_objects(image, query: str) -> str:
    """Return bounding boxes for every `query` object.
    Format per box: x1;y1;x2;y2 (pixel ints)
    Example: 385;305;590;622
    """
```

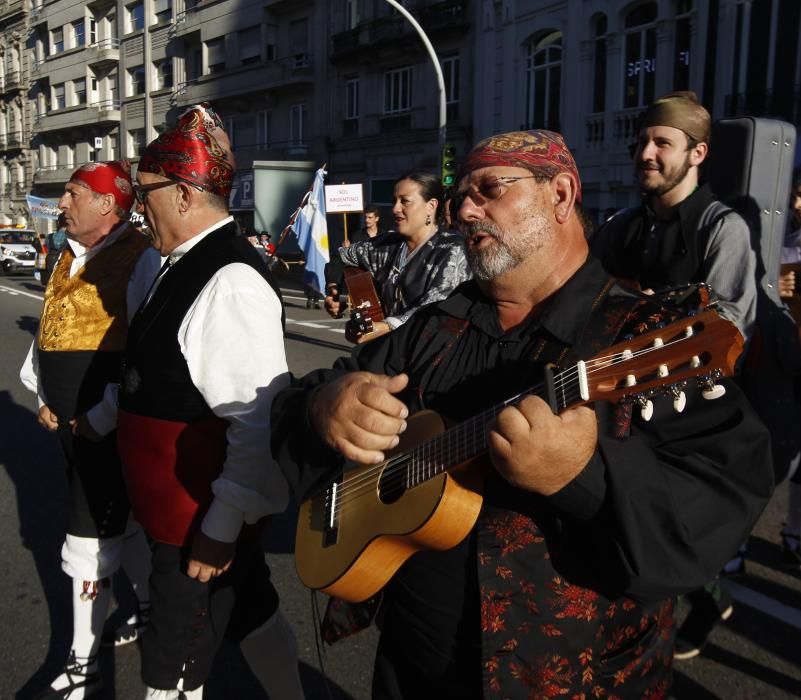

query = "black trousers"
141;537;279;691
58;426;129;539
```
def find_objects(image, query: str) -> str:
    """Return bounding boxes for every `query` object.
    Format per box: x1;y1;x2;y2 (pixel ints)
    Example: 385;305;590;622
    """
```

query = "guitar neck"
401;369;579;489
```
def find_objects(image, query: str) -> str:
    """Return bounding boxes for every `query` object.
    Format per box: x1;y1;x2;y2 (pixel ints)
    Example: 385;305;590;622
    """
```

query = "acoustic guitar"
295;309;743;602
343;267;384;338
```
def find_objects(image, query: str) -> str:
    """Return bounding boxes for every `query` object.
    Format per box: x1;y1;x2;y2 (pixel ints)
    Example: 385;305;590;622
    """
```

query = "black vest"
593;184;728;291
120;222;284;422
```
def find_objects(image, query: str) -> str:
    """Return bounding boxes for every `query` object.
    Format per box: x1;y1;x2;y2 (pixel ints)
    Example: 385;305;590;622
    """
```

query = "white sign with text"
324;183;364;213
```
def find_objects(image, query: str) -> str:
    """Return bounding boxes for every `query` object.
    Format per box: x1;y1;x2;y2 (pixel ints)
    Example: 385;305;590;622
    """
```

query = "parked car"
0;230;37;275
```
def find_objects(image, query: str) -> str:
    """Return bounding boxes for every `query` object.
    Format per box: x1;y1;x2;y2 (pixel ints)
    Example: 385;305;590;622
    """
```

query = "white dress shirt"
154;217;291;542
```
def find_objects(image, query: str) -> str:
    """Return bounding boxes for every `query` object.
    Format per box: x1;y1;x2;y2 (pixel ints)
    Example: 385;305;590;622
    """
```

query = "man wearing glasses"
20;161;160;700
117;104;303;700
272;130;772;698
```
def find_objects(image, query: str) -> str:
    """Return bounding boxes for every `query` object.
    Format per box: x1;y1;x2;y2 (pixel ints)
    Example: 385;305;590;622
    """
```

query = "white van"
0;229;37;275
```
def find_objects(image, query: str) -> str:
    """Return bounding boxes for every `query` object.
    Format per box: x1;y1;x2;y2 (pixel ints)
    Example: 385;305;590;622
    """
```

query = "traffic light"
441;144;457;187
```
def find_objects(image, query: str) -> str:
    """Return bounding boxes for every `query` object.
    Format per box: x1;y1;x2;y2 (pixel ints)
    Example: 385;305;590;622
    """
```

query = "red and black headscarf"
138;103;235;199
459;129;582;201
70;160;134;211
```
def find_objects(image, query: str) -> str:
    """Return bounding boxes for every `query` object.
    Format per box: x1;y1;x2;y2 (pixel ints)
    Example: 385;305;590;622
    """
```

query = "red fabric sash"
117;410;228;546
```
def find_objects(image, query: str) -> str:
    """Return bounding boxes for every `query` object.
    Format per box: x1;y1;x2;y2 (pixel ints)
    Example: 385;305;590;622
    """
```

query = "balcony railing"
0;0;23;20
612;107;645;148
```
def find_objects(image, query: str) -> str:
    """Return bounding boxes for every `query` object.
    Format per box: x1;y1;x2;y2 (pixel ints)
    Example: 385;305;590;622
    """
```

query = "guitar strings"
326;333;698;515
326;332;700;515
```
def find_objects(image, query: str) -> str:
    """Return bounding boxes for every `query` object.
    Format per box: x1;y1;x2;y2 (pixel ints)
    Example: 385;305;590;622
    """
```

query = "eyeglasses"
450;174;549;215
133;180;177;204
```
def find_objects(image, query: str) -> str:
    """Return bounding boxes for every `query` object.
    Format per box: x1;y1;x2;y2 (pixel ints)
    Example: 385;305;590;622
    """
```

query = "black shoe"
33;651;102;699
674;584;733;660
102;603;150;648
781;532;801;570
305;299;312;309
313;300;321;309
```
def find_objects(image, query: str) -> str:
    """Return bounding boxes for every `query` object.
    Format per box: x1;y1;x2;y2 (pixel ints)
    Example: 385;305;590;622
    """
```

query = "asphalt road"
0;272;798;699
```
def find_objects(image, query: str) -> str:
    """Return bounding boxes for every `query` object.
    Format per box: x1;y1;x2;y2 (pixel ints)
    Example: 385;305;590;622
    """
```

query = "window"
155;59;173;90
129;129;145;157
344;77;359;136
525;31;562;131
384;66;412;114
74;78;86;105
673;1;691;90
623;3;657;108
154;0;172;24
257;110;270;148
73;20;86;48
128;65;145;96
53;83;65;110
290;103;307;146
52;27;64;53
238;26;261;65
346;77;359;120
592;15;607;113
206;37;225;74
442;55;460;120
346;0;359;29
289;18;308;54
89;18;97;44
127;2;144;32
233;116;255;150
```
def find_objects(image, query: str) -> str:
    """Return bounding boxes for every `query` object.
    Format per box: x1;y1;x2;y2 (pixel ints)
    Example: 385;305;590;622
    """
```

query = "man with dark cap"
271;130;773;698
116;104;303;700
590;91;760;660
20;161;161;700
591;91;756;339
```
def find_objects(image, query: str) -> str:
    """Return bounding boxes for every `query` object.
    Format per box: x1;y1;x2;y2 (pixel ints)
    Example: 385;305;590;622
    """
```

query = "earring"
425;214;432;226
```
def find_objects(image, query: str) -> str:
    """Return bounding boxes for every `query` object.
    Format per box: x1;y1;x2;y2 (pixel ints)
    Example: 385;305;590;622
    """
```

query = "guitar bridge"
322;480;340;548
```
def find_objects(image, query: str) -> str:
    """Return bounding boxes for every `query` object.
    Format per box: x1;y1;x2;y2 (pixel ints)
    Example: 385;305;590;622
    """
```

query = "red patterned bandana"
138;103;234;199
460;130;582;201
70;161;134;211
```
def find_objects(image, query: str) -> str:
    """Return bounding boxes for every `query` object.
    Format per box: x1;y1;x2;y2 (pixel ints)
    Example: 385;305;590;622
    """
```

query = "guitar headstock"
346;303;374;339
579;309;743;406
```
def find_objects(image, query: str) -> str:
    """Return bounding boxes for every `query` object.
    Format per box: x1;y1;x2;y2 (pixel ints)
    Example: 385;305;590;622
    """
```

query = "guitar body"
295;410;485;602
343;267;384;323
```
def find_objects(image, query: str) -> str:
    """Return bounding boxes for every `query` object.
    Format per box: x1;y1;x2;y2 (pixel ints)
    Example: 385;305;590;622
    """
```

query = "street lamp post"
382;0;447;158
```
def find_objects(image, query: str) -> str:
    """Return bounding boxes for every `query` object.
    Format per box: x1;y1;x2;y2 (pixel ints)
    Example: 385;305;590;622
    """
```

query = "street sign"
324;183;363;213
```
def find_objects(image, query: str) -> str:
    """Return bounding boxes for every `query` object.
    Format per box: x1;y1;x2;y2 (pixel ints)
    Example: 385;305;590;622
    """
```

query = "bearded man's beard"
638;151;692;197
464;222;528;281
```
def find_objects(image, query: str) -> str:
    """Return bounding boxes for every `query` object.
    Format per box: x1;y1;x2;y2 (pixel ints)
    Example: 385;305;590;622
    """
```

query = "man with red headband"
271;129;772;698
20;160;161;700
116;104;303;700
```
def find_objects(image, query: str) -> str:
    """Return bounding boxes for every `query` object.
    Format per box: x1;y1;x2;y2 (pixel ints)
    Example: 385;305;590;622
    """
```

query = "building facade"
1;0;799;230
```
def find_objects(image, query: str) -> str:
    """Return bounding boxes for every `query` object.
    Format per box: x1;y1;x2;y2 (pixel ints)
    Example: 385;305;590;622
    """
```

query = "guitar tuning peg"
639;397;654;422
702;381;726;400
672;389;687;413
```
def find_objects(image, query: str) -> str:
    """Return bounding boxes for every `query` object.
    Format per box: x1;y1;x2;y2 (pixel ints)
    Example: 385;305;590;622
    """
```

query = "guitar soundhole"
377;465;407;504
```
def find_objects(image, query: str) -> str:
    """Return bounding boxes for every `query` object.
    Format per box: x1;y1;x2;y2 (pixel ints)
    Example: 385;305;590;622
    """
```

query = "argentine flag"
291;167;330;294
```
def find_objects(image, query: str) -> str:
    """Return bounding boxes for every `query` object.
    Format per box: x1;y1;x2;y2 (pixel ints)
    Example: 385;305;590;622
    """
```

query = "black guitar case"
709;117;801;482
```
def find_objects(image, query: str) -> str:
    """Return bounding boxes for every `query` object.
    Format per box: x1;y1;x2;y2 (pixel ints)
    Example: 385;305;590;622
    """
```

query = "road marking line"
723;579;801;631
286;319;344;332
0;284;43;301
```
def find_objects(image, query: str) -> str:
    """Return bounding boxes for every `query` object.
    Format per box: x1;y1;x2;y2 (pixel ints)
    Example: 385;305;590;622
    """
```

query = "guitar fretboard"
399;372;575;489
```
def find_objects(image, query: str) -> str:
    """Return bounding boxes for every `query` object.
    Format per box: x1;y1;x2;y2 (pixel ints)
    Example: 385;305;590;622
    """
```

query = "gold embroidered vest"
38;225;151;352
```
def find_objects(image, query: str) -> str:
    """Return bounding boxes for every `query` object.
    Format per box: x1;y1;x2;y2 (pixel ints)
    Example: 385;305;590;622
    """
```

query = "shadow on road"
16;315;38;336
284;330;351;354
